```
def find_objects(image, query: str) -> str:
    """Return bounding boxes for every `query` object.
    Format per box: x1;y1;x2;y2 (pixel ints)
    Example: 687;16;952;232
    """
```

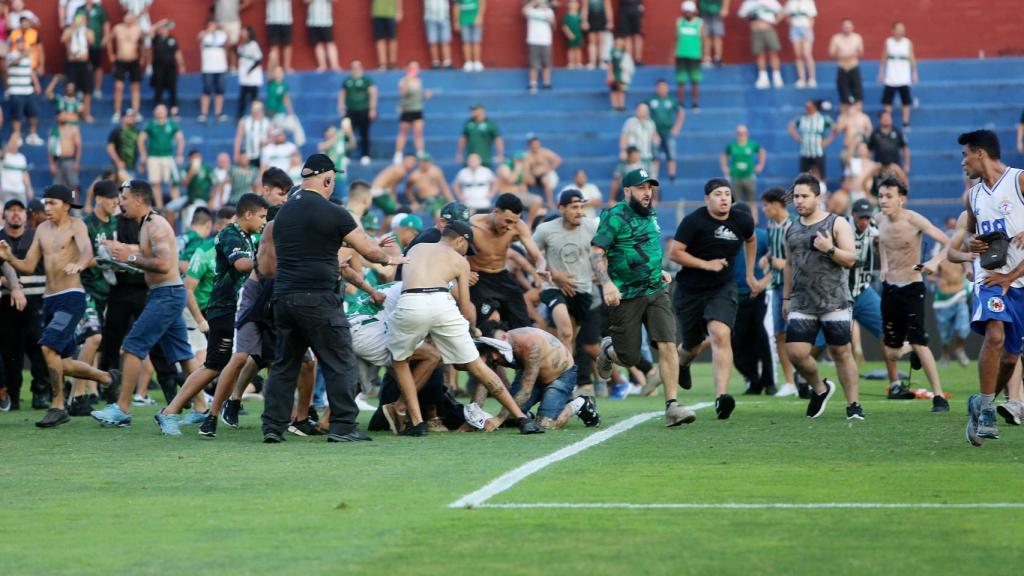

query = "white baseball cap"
682;1;697;12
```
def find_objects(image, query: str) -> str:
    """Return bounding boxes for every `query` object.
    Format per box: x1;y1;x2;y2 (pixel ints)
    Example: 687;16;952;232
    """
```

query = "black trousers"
836;66;863;105
367;368;466;431
101;285;178;399
731;291;774;391
238;85;259;119
346;109;371;158
262;292;359;436
151;67;178;109
0;296;50;406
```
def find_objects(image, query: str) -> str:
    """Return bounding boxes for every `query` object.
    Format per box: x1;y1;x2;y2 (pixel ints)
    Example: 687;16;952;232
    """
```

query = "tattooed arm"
513;342;543;408
590;245;621;306
130;220;174;274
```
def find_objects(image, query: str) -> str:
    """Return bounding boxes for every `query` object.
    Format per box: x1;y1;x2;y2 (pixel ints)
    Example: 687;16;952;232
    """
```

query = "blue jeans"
510;366;577;420
122;285;194;363
934;299;970;345
813;287;881;348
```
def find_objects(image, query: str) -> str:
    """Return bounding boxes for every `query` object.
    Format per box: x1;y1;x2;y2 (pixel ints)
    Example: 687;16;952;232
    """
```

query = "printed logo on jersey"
987;296;1006;313
714;225;738;241
999;199;1013;216
481;303;492;316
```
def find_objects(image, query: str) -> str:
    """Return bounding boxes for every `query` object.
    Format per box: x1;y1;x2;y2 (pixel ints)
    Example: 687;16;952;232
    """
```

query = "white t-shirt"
60;0;87;26
783;0;816;28
525;6;554;46
200;30;229;74
237;41;263;87
455;166;495;210
1;153;28;196
884;37;913;87
621;117;658;160
261;141;299;172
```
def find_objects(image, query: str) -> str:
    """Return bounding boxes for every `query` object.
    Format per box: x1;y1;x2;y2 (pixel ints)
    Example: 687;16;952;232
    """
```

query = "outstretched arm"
0;231;42;274
344;227;408;267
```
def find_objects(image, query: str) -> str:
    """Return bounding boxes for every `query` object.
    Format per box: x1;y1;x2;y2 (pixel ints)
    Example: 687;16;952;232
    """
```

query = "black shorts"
799;155;826;178
114;59;141;83
203;314;236;371
307;25;333;44
882;85;912;106
617;11;643;37
267;24;292;45
588;12;607;32
577;294;604;346
541;288;593;326
64;60;94;94
373;17;397;40
674;282;739;350
470;269;531;329
881;281;928;347
399;110;423;123
88;46;103;69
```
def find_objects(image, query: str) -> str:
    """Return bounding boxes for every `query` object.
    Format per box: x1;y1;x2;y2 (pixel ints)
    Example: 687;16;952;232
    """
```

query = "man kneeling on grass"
474;327;600;429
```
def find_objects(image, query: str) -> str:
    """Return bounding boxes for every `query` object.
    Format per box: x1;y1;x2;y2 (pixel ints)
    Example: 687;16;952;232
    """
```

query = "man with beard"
591;169;696;427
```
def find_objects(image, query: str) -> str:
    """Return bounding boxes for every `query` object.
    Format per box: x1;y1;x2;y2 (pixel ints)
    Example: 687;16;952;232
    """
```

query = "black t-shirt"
395;226;442;281
867;128;906;166
115;216;147;288
152;35;179;70
273;189;358;295
673;206;755;290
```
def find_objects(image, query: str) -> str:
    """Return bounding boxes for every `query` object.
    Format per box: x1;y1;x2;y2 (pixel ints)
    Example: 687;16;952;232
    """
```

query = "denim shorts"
511;365;577;420
40;290;87;358
122;284;194;364
7;94;39;122
789;25;814;43
770;288;786;334
425;19;452;44
460;24;482;44
202;72;225;96
934;298;971;344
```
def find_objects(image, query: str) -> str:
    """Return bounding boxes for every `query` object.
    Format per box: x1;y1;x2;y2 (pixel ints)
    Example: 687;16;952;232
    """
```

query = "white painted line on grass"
474;502;1024;510
449;402;714;509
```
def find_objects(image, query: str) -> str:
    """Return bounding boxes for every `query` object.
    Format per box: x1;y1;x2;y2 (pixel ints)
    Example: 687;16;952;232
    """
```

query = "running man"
959;130;1024;446
591;168;695;426
875;177;949;411
761;187;797;396
90;180;200;427
0;185;121;428
388;221;543;435
671;178;756;420
783;173;862;420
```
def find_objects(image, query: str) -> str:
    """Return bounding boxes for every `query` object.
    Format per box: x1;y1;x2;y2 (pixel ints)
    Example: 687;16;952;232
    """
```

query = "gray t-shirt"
214;0;241;23
533;217;598;294
785;212;852;315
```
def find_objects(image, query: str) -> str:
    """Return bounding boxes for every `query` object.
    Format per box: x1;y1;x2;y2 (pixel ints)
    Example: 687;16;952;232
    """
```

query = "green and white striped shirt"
766;214;793;287
5;54;34;96
306;0;333;27
794;112;832;158
266;0;293;25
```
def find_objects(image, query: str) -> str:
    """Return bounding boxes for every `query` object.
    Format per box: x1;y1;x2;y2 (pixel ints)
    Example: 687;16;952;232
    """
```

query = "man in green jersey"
647;80;685;182
181;150;215;225
457;103;504;167
76;0;110;102
590;168;696;427
698;0;728;66
720;124;766;206
138;104;185;208
454;0;486;71
82;180;120;316
675;2;704;108
338;60;377;165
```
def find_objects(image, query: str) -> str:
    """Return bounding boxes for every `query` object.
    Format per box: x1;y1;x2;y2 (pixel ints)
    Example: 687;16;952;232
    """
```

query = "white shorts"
146;156;179;185
387;292;478;365
351;315;392;367
221;21;241;45
183;309;208;353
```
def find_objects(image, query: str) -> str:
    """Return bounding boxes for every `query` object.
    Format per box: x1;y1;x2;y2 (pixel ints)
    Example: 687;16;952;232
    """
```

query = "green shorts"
675;57;703;83
420;195;448;217
372;191;398;215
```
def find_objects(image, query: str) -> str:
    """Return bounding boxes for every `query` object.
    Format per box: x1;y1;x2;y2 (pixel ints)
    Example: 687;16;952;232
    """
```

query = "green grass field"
2;361;1023;575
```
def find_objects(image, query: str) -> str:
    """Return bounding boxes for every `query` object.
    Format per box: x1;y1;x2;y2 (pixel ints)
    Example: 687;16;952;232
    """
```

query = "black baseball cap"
93;179;119;199
851;198;873;218
558;188;584;206
42;184;84;209
440;201;470;223
26;198;45;213
300;153;344;178
3;198;25;212
445;221;477;256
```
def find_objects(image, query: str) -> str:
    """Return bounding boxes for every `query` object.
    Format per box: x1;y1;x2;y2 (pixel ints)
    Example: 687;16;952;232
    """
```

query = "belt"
350;314;379;326
402;287;448;294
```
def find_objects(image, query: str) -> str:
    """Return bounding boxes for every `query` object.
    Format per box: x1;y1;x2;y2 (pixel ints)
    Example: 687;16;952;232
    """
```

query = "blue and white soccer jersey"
969;166;1024;353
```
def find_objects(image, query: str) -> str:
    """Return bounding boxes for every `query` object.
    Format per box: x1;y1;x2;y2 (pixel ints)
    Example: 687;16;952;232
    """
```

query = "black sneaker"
806;379;836;418
931;396;950;413
35;407;71;428
742;383;762;395
288;419;325;437
764;384;778;396
326;429;373;442
577;396;601;428
909;351;922;371
399;422;428;437
715;394;736;420
887;381;915;400
67;396;93;417
87;393;100;406
678;363;692;390
31;391;51;410
518;417;545;434
307;406;320;427
262;431;286;443
102;369;122;404
221;399;241;428
199;413;218;437
846;402;865;420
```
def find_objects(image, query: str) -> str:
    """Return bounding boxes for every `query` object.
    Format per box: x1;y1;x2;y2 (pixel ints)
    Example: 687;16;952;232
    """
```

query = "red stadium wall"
31;0;1024;74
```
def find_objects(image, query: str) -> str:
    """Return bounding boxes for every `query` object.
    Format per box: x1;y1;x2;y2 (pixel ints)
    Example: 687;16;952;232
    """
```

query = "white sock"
569;396;586;415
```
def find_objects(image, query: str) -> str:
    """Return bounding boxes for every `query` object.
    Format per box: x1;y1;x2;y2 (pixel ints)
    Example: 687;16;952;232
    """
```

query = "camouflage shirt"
592;202;664;300
83;213;118;302
206;223;257;320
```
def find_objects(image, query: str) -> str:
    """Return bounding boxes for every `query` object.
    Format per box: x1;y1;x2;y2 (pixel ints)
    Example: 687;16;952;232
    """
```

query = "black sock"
636;358;653;374
665;399;677;408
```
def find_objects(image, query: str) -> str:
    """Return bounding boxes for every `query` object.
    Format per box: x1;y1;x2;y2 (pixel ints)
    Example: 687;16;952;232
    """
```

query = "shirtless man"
0;185;120;428
387;221;543;435
929;222;971;367
90;180;200;427
475;327;600;429
371;155;416;220
828;18;864;108
523;136;562;208
875;177;949;411
108;12;143;122
835;102;873;169
469;193;548;329
49;112;82;190
405;154;453;218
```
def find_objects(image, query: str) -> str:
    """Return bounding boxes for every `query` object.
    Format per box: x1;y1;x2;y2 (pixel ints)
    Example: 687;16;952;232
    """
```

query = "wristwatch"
127;254;138;263
826;246;836;257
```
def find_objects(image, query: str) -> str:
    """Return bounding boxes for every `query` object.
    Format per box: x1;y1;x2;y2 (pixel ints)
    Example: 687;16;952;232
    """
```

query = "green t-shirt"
108;125;139;167
610;48;628;83
458;0;479;26
186;238;217;311
564;12;582;46
462;119;500;165
83;212;118;301
143;120;179;157
179;229;206;264
348;281;393;317
76;5;108;48
647;96;678;134
371;0;397;18
342;76;374;113
724;140;762;181
55;94;82;116
186;164;215;203
265;80;288;116
676;17;703;59
206;223;256;320
592;201;664;300
324;131;348;169
228;164;259;204
699;0;722;13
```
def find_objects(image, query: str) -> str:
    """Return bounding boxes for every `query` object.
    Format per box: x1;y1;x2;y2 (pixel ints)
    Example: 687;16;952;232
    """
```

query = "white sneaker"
754;73;770;89
808;79;817;87
359;155;371;166
997;400;1023;426
774;382;799;397
355;393;377;412
772;71;784;88
132;394;156;406
392;152;402;164
463;61;474;72
93;89;102;99
474;61;485;71
463;402;493;430
795;79;807;89
24;133;44;146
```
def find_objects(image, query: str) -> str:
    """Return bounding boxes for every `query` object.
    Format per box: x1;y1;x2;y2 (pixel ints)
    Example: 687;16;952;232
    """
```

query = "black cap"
300;153;344;178
851;198;873;217
558;188;584;206
42;184;83;209
3;198;25;212
445;221;477;256
93;179;119;199
26;198;45;213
